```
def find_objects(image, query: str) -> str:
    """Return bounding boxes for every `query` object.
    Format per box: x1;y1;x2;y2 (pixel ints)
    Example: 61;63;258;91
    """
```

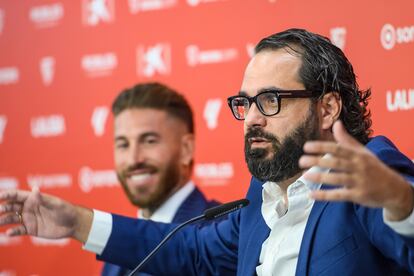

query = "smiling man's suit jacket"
101;187;220;276
97;136;414;275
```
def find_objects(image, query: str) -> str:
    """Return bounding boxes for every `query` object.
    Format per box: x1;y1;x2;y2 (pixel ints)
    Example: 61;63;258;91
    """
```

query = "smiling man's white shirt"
83;181;195;254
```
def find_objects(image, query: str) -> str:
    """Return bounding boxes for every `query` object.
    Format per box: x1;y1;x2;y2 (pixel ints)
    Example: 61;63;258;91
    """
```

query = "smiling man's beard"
117;159;181;210
244;106;320;183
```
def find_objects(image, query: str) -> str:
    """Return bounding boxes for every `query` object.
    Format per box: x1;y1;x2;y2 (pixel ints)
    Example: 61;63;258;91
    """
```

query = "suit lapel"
172;187;206;223
295;185;330;275
239;200;271;275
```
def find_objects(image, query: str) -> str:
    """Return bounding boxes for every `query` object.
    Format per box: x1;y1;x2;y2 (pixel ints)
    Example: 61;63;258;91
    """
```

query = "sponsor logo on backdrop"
330;27;346;50
246;43;255;58
91;106;109;136
0;233;22;246
0;67;19;85
386;88;414;111
29;3;64;28
137;43;171;77
31;237;70;246
128;0;176;13
203;99;222;130
195;162;233;186
186;0;227;7
381;23;414;50
0;177;18;189
78;167;118;193
82;0;115;26
40;56;55;86
30;115;66;138
0;9;4;35
186;45;238;67
81;52;118;77
27;174;72;189
0;116;7;144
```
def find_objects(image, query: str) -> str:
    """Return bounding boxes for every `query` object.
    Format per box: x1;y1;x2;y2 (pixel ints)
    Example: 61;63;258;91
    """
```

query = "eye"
144;136;159;145
233;98;246;106
115;142;128;149
260;93;278;106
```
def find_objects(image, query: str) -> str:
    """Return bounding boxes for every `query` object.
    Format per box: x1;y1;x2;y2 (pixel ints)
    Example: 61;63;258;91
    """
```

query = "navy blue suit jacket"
101;186;220;276
97;136;414;275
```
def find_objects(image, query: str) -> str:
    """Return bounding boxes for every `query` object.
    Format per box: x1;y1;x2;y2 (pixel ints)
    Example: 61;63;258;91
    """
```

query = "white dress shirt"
256;166;414;276
256;168;321;276
83;181;195;254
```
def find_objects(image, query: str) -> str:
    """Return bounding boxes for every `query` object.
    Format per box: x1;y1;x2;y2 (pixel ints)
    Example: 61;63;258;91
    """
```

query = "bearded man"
2;29;414;275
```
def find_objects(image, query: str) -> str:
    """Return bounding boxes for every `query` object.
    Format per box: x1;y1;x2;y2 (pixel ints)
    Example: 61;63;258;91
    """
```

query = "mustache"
245;127;279;143
123;162;157;175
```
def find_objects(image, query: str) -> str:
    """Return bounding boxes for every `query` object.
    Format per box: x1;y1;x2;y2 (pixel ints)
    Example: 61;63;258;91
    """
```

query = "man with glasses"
2;28;414;275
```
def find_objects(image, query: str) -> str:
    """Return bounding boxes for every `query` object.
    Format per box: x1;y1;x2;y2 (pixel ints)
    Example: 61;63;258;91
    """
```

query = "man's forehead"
241;50;304;95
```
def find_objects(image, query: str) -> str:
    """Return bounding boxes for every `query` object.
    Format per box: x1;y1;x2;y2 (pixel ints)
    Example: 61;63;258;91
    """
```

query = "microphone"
128;198;250;276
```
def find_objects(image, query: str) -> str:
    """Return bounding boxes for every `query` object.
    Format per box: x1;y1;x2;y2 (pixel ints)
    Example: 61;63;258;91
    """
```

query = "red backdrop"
0;0;413;275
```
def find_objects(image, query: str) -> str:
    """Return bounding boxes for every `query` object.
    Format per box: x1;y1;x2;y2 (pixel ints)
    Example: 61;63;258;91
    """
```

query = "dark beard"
244;107;319;183
117;158;180;210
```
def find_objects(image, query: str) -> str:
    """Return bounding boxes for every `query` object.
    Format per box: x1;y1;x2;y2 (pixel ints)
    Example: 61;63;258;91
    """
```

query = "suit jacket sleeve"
97;210;240;275
356;136;414;272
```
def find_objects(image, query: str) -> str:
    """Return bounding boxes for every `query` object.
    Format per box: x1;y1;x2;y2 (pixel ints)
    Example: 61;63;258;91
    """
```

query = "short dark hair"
112;82;194;133
255;28;372;144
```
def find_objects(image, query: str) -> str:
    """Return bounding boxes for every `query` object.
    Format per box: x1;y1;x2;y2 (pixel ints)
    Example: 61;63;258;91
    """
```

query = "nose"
244;102;266;129
126;144;145;166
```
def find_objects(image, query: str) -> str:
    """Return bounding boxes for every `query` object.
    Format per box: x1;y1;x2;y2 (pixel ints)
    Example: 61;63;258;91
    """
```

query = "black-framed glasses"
227;89;318;120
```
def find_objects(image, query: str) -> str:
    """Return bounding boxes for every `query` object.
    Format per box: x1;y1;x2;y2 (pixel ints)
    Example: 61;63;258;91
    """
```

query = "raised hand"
299;121;414;221
0;186;93;243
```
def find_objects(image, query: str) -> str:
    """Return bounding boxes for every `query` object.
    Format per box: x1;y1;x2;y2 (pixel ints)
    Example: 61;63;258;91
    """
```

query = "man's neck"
141;208;155;219
140;175;191;219
278;172;303;193
277;172;304;205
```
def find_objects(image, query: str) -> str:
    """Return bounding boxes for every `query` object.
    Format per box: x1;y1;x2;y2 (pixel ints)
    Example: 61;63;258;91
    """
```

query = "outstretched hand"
0;186;93;243
299;121;414;221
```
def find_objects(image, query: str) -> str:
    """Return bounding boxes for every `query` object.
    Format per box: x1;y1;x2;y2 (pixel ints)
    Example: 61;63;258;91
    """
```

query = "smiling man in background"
102;82;219;275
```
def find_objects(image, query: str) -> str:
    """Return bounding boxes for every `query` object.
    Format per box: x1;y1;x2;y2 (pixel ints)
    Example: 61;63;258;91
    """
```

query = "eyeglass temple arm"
277;90;317;98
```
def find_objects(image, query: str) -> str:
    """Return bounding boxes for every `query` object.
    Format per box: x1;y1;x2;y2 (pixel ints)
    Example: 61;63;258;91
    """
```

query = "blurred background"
0;0;413;275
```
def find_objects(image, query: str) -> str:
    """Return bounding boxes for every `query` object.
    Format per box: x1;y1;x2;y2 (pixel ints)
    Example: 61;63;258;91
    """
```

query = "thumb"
32;185;42;202
32;185;40;193
332;120;360;148
24;185;43;212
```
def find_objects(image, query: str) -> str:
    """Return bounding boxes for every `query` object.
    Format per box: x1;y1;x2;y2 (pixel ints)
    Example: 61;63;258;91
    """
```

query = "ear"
318;92;342;130
180;133;195;166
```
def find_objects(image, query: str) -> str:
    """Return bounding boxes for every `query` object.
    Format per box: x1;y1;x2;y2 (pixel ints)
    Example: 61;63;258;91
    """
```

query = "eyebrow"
114;132;160;142
238;86;284;96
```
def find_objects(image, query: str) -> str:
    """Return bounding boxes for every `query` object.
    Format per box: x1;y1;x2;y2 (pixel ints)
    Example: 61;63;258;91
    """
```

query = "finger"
0;202;23;214
32;185;40;194
6;225;27;236
0;189;30;202
303;141;355;158
299;155;353;172
303;172;355;187
0;212;22;225
32;185;43;205
310;188;353;202
332;120;361;148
